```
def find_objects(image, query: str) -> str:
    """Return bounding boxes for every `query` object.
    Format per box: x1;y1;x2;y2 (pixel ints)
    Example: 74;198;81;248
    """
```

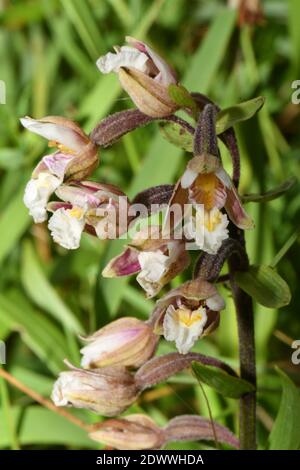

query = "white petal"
96;47;149;74
189;208;229;255
181;168;198;189
163;307;207;354
24;172;61;223
20;117;84;152
48;207;85;249
206;293;225;311
42;153;74;179
162;305;179;342
138;251;169;282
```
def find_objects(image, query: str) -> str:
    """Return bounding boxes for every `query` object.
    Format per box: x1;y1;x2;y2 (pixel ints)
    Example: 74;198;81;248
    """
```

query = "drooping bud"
80;317;158;369
90;414;165;450
51;362;138;416
90;413;239;450
21;116;99;223
97;37;178;117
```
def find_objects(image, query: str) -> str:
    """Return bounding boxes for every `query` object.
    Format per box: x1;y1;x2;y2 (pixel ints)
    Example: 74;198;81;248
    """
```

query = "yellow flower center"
192;173;220;210
48;141;76;155
177;307;204;327
68;207;84;219
204;209;222;232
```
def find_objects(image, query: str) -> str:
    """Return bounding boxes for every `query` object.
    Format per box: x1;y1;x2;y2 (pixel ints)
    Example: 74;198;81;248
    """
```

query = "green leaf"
288;0;300;75
21;241;83;334
0;186;30;265
159;96;266;152
159;121;193;152
234;265;291;309
0;291;68;374
192;362;255;399
242;177;296;203
0;406;94;448
216;96;265;134
184;8;236;91
269;368;300;450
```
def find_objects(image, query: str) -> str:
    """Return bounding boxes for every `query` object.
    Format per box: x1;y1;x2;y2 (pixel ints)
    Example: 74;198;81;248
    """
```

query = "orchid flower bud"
21;116;98;223
97;37;178;117
47;181;129;249
90;414;164;450
80;317;158;369
51;362;138;417
151;278;225;354
102;226;190;298
90;413;239;450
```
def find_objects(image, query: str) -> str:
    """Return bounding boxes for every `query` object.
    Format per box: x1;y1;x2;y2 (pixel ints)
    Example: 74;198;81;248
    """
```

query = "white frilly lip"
163;305;208;354
186;208;229;255
136;250;169;297
20;117;84;152
23;172;61;223
48;207;86;249
96;46;149;75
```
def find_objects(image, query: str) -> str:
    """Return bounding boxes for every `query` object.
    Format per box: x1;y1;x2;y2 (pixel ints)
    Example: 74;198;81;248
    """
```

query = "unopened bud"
90;414;165;450
51;362;138;416
80;317;158;369
97;37;178;118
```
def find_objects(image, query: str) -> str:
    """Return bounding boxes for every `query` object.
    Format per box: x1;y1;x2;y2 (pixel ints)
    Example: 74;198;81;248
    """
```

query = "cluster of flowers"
22;38;253;449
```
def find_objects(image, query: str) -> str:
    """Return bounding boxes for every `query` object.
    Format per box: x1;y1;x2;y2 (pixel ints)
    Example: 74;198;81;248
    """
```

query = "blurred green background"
0;0;300;450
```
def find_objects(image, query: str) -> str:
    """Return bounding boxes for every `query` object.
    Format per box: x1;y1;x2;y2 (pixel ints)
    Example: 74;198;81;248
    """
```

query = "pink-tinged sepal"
102;247;141;278
225;183;254;230
125;36;177;86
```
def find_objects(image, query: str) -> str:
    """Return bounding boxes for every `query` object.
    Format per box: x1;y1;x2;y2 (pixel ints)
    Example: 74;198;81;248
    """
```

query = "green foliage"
192;362;255;399
269;369;300;450
235;265;291;309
